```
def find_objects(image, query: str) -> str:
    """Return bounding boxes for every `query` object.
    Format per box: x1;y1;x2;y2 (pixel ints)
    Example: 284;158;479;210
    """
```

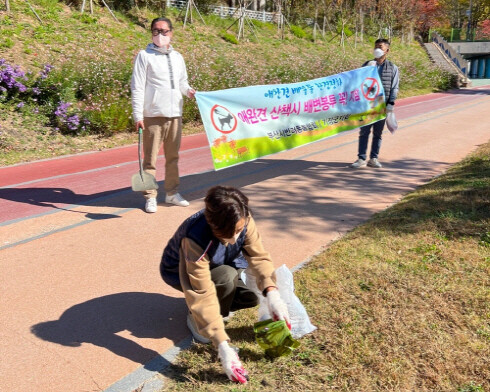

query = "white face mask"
153;34;170;48
222;232;241;245
373;48;385;59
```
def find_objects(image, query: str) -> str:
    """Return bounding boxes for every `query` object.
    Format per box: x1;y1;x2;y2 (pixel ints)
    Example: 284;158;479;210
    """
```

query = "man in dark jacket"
351;38;400;169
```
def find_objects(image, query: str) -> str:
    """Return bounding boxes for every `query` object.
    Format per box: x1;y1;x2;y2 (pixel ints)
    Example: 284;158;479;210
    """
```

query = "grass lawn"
157;142;490;391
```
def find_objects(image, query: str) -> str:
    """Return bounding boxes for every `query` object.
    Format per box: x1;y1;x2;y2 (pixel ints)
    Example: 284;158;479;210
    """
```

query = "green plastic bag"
253;319;300;358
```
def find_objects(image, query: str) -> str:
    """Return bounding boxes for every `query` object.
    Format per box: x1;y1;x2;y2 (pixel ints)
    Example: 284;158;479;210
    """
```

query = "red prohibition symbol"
361;77;380;101
210;104;238;134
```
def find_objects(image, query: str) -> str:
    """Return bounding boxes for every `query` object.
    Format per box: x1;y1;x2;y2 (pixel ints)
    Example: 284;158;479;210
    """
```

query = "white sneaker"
145;197;157;213
223;311;235;324
367;158;382;168
186;313;210;344
165;193;189;207
351;158;367;168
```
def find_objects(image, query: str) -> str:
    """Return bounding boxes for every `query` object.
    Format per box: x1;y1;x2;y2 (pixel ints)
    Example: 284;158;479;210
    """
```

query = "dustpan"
131;128;159;192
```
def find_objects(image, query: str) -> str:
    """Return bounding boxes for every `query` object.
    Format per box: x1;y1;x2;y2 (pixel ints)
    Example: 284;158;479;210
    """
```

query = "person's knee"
373;120;385;137
239;291;259;307
211;265;239;291
373;129;383;139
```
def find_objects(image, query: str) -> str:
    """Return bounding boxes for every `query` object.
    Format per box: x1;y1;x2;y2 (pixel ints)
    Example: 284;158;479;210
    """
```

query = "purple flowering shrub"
36;59;132;135
52;101;90;134
1;59;91;135
0;59;28;101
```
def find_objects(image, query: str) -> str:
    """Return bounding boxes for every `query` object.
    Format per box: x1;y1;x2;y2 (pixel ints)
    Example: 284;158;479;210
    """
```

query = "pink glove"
266;289;291;329
218;341;248;384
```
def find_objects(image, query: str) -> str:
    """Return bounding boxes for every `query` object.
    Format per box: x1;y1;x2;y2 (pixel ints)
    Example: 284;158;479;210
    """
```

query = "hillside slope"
0;1;452;165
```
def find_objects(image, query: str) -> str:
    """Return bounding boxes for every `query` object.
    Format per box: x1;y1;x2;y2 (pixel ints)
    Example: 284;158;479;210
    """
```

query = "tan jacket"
178;216;276;347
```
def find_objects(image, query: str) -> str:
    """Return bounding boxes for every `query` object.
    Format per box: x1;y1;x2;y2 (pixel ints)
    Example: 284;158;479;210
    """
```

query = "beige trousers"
142;116;182;199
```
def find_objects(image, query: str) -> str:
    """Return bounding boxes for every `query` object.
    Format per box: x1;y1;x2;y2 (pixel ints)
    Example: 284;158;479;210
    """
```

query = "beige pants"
142;116;182;199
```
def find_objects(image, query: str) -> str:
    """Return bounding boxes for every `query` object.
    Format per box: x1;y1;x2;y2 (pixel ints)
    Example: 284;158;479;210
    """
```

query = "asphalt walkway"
0;86;489;392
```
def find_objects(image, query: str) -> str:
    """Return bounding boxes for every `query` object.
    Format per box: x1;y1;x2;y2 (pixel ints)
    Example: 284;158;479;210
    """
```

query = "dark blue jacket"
160;209;248;287
363;59;399;103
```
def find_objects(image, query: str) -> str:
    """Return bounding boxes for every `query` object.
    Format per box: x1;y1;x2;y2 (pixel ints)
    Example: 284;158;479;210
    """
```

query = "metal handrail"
431;31;469;77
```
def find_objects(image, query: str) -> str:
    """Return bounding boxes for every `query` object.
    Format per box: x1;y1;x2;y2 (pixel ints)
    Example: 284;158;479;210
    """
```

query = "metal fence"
166;0;280;23
429;27;490;42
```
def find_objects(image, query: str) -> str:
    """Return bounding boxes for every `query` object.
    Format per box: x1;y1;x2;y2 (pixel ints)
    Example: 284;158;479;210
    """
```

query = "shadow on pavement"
0;157;446;227
444;87;490;95
178;157;448;238
30;292;186;365
0;186;137;221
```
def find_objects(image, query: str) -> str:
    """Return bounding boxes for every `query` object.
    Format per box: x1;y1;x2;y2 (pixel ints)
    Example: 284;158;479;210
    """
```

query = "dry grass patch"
157;143;489;392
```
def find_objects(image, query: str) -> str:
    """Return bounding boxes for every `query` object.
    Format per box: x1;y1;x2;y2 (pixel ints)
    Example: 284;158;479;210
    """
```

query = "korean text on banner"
195;66;386;170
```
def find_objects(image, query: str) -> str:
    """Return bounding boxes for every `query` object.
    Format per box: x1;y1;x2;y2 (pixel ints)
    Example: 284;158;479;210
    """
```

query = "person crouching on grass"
160;185;290;384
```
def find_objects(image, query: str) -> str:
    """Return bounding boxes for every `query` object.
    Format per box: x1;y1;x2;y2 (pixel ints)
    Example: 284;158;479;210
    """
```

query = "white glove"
218;341;248;384
266;289;291;329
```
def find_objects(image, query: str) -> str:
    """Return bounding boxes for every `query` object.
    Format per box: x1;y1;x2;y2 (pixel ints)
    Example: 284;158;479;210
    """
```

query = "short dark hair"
151;17;173;31
375;38;390;46
204;186;250;238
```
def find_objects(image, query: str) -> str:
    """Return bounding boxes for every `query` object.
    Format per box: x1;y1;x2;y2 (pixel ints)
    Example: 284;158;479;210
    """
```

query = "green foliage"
290;24;307;39
0;15;14;26
0;55;133;136
73;13;99;25
0;38;14;49
84;98;132;135
35;0;62;8
337;20;353;37
33;24;56;40
458;382;485;392
479;231;490;247
219;31;238;45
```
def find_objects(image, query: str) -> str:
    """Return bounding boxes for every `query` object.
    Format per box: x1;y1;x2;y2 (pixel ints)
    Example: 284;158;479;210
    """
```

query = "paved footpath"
0;86;489;392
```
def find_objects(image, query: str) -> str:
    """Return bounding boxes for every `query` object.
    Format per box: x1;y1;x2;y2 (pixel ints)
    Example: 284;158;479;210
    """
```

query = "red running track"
1;87;489;225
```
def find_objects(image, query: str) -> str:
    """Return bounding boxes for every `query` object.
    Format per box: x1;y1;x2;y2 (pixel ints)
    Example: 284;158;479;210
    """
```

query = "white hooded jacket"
131;43;192;122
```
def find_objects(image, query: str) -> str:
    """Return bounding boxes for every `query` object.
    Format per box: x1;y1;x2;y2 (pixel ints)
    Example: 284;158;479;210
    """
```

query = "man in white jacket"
131;17;196;213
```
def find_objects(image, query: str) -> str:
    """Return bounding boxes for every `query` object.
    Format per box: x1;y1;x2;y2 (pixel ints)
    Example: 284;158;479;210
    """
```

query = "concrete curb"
104;336;193;392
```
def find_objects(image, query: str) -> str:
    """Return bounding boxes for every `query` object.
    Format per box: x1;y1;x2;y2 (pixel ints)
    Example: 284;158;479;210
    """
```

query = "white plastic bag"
386;109;398;134
242;264;316;338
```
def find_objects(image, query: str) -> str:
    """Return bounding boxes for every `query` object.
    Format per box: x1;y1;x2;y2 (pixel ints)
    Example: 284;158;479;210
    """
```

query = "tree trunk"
313;6;317;41
340;18;345;47
6;0;10;12
360;6;364;42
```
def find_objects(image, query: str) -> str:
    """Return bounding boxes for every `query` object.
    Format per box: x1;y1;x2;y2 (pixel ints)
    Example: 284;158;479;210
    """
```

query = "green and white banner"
195;66;386;170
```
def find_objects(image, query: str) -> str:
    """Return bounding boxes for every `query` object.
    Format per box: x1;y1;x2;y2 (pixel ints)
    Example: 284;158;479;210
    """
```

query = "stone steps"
422;42;469;87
